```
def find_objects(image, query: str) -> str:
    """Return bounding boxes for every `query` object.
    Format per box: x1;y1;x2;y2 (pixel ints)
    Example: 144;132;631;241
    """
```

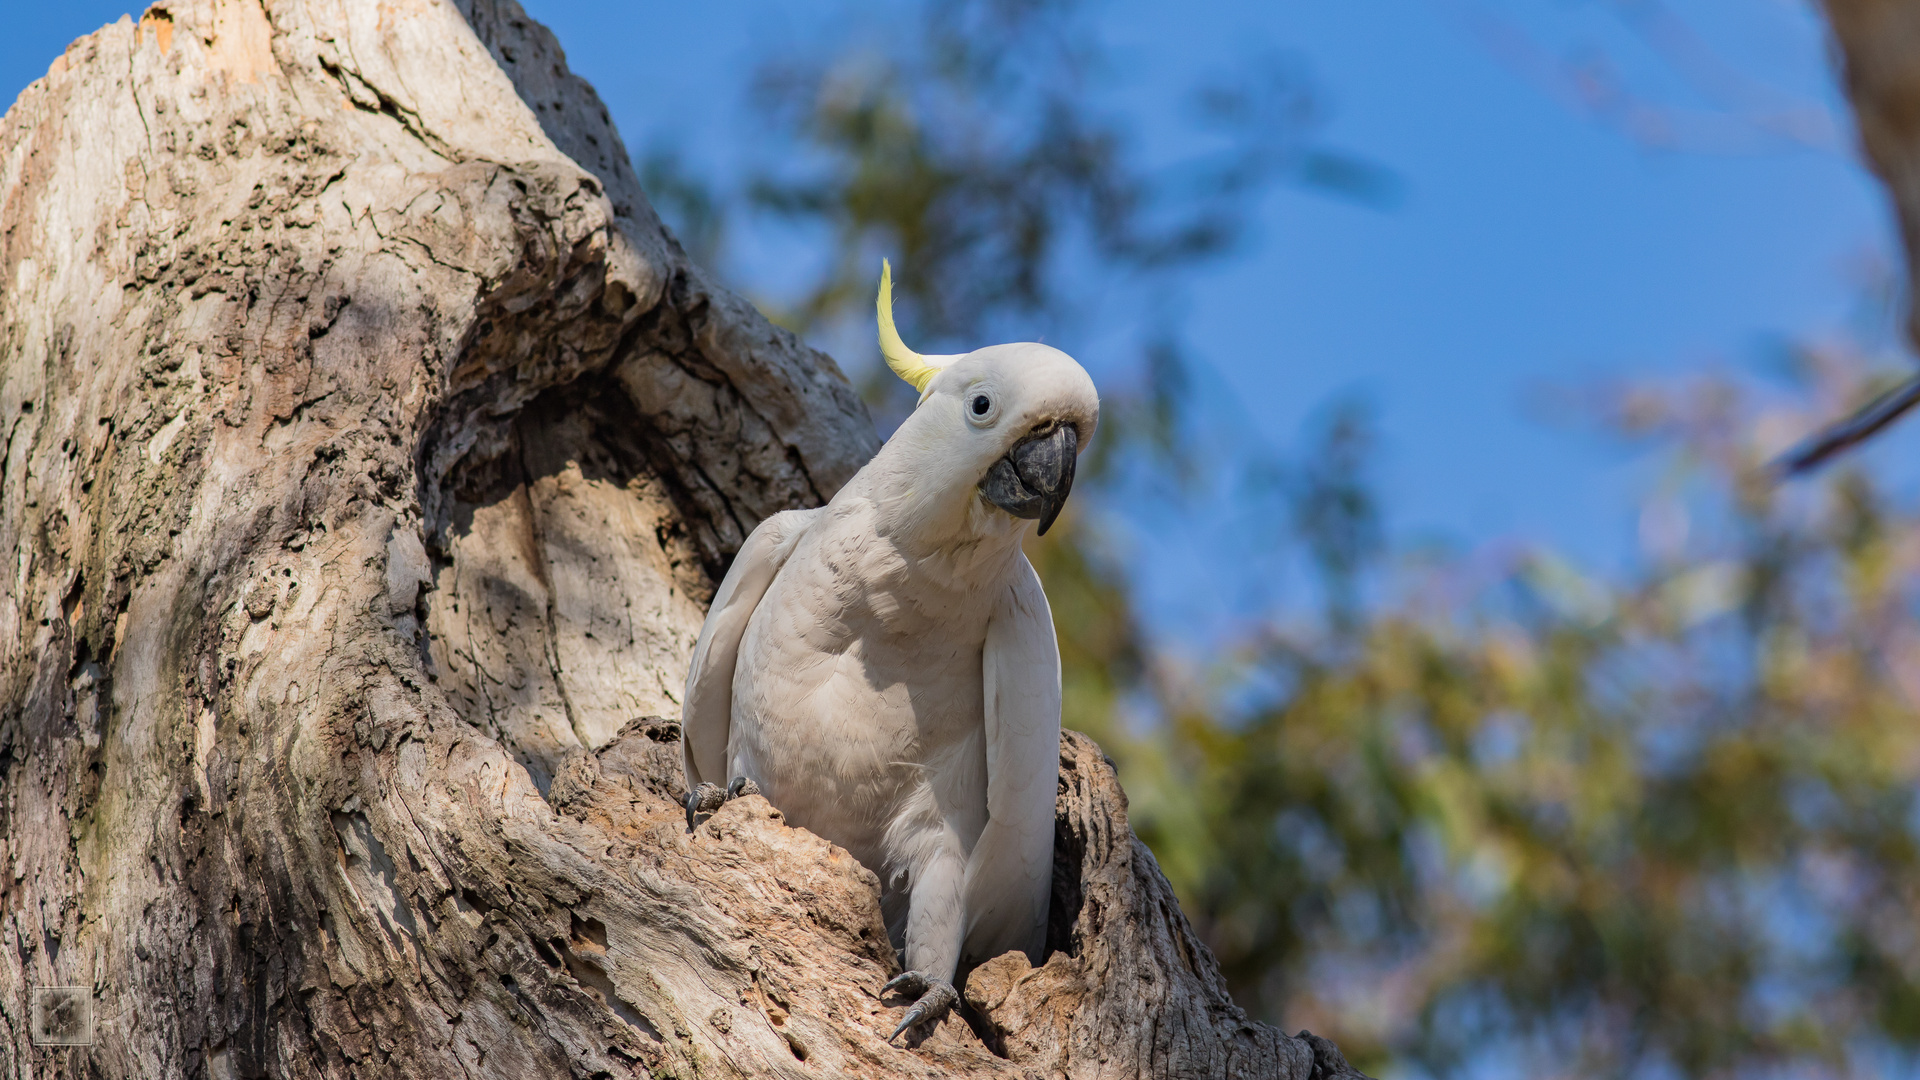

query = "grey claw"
686;778;758;830
883;972;956;1043
683;782;725;830
881;970;925;997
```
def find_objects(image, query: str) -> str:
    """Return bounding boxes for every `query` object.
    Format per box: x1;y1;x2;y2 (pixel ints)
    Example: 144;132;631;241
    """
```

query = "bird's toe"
881;970;927;998
683;782;726;830
884;973;957;1043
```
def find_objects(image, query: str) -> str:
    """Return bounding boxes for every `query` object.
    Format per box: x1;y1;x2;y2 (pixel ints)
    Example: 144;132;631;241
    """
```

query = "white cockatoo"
679;261;1097;1041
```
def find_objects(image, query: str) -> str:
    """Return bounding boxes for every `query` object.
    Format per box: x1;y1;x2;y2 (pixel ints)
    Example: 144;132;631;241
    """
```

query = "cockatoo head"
876;261;1099;539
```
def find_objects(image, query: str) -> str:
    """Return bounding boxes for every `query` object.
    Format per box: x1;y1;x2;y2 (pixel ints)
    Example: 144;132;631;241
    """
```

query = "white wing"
681;508;823;789
962;554;1062;965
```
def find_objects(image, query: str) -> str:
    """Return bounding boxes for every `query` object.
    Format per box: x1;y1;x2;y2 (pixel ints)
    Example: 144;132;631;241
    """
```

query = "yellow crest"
877;260;943;393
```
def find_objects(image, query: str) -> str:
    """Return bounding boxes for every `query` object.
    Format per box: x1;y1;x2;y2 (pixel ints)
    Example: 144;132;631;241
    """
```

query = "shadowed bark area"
0;1;1362;1076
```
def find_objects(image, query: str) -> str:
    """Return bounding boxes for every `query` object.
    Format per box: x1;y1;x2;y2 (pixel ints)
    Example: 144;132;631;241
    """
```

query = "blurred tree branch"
1779;2;1920;472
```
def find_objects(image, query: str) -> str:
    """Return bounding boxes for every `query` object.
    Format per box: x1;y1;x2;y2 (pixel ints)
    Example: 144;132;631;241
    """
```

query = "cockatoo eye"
966;391;998;427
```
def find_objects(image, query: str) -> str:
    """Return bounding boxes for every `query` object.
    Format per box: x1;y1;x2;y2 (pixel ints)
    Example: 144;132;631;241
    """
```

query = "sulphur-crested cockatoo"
680;261;1096;1042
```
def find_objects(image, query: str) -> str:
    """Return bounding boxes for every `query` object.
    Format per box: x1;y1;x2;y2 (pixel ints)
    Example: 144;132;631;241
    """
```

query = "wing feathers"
962;555;1061;964
680;508;823;789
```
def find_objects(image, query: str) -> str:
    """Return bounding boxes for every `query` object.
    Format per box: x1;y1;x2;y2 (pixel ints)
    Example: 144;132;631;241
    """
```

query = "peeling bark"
0;2;1361;1077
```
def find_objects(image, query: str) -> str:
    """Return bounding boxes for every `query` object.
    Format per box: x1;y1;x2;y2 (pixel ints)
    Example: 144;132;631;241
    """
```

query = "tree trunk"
0;2;1365;1077
1823;0;1920;351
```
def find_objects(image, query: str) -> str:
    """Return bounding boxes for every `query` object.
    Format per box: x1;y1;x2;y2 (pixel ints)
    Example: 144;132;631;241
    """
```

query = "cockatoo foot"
683;783;724;829
683;777;760;830
882;970;958;1043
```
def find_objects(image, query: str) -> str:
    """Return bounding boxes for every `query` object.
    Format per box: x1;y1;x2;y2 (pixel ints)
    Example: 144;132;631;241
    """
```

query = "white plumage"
680;268;1098;1041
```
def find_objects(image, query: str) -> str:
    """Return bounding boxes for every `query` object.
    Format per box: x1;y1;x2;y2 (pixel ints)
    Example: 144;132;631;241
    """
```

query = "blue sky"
9;1;1907;592
513;0;1906;573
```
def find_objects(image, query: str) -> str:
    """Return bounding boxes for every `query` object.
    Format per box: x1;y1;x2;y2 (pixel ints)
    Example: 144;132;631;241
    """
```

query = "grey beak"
979;423;1078;536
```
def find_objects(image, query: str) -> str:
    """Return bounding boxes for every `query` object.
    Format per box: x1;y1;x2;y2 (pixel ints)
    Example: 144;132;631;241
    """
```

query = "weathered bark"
0;2;1364;1077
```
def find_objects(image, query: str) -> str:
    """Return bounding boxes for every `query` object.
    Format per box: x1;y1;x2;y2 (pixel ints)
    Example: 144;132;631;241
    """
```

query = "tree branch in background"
1773;371;1920;474
1779;1;1920;471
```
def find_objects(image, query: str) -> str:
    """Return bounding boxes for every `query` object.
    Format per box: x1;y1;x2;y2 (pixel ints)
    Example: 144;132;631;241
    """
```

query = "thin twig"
1773;373;1920;476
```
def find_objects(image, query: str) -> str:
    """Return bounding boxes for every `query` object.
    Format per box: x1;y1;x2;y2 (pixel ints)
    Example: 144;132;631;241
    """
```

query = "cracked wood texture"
0;2;1366;1077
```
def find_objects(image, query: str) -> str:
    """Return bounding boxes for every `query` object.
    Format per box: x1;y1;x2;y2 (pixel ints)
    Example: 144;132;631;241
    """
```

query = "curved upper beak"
978;423;1078;535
